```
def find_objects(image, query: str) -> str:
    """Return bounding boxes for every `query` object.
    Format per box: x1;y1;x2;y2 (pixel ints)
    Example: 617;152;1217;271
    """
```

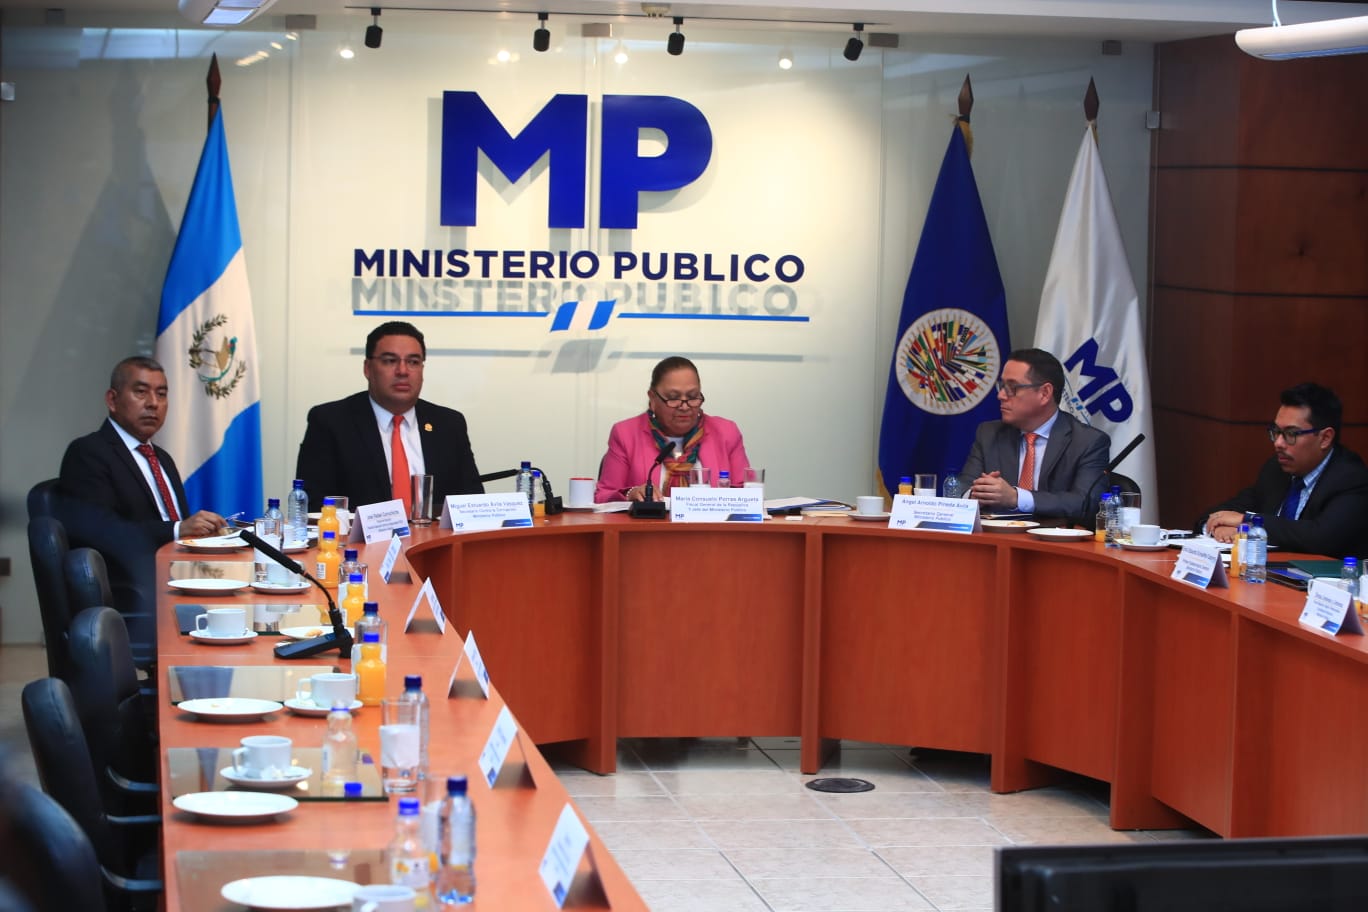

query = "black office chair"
0;779;118;912
25;477;61;521
19;678;160;911
27;517;74;681
1107;471;1141;497
64;548;155;671
66;607;159;809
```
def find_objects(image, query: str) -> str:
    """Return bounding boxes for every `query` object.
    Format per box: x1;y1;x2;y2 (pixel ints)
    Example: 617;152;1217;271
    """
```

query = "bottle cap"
363;602;379;615
363;631;380;643
344;781;363;798
1100;493;1111;502
330;701;351;713
293;479;305;488
398;797;420;815
268;498;280;508
404;674;422;690
322;530;336;541
447;775;468;796
1347;557;1359;567
349;573;363;583
521;460;532;469
323;496;336;507
1239;523;1250;533
900;475;911;484
1252;515;1265;527
344;549;358;561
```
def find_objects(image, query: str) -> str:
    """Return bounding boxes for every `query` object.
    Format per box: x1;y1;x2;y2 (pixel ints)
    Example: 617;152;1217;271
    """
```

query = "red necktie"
391;414;412;514
1020;432;1039;492
136;443;181;521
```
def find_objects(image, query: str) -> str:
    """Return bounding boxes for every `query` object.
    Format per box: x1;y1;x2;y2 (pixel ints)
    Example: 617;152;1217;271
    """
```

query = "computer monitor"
997;838;1368;911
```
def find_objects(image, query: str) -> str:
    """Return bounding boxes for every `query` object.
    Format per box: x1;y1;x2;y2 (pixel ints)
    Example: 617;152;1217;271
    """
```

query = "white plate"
168;578;249;596
307;512;322;522
282;542;312;554
189;629;258;646
846;512;891;521
278;625;330;640
1118;540;1170;552
177;698;284;722
221;875;358;910
981;519;1041;533
284;698;362;717
220;765;312;789
172;791;298;822
251;580;312;594
1027;528;1093;541
177;536;250;552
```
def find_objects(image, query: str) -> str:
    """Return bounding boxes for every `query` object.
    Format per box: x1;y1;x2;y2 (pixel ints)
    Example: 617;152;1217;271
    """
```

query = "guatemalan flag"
877;117;1011;494
155;106;262;518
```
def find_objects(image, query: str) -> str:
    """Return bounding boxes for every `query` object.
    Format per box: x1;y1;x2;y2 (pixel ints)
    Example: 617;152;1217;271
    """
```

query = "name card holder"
888;495;981;533
539;803;606;909
669;487;765;523
446;629;492;700
404;578;447;633
349;499;411;544
1299;580;1364;636
439;493;533;531
1171;543;1229;590
378;533;404;583
478;705;534;789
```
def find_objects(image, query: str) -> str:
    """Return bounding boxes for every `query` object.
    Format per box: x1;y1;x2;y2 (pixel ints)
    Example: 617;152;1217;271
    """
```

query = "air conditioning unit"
1235;14;1368;60
178;0;279;27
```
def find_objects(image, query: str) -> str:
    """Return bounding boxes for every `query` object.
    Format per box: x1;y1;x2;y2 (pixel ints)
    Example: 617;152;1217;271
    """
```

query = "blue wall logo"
440;92;713;229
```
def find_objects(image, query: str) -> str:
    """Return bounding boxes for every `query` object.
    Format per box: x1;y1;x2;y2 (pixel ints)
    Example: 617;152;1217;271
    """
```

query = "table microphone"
240;529;355;660
629;442;677;518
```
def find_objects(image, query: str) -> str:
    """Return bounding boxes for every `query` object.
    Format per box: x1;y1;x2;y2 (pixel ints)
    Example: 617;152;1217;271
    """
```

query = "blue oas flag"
877;122;1011;493
154;106;262;518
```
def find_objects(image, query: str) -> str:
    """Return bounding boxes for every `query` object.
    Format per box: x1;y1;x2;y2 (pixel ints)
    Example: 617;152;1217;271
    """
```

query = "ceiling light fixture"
339;44;355;59
844;23;864;61
1236;0;1368;60
613;41;629;64
533;12;550;52
179;0;278;27
364;7;382;49
778;48;793;70
667;17;685;56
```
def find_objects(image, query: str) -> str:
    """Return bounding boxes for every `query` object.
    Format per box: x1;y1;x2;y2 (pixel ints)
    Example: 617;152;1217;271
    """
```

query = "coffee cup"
232;735;292;780
856;495;885;515
1130;524;1167;547
194;606;247;638
296;672;358;709
353;884;417;912
567;477;595;508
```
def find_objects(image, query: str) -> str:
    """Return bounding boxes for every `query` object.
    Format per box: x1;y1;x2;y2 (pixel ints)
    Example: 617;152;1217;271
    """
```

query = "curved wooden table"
407;514;1368;839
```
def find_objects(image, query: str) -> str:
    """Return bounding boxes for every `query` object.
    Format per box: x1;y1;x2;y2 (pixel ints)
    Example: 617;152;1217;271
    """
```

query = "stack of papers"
764;497;850;513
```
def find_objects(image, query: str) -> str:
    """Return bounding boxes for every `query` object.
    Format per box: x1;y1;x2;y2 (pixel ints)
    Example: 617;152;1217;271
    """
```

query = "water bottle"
898;475;913;496
516;461;535;509
1342;557;1359;597
387;798;432;896
321;704;358;795
1245;515;1267;584
1095;493;1111;543
1104;494;1121;547
287;479;309;547
717;470;730;489
353;601;388;665
265;497;283;525
399;675;430;786
531;470;546;517
434;776;476;907
942;473;962;499
1232;523;1249;579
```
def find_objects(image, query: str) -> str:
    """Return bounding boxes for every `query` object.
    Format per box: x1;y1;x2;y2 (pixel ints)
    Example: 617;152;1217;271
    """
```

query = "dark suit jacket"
1196;447;1368;558
294;392;483;511
58;419;187;547
961;410;1111;520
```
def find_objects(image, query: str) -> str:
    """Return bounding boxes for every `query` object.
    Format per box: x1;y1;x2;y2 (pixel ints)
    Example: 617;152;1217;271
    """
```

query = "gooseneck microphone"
241;530;355;659
630;442;678;518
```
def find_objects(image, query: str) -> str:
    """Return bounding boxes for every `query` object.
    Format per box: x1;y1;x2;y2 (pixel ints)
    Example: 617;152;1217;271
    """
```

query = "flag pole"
206;53;221;133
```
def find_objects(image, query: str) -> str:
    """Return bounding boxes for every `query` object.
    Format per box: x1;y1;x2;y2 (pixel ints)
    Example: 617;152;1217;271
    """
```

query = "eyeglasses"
1267;425;1325;444
995;380;1044;397
652;390;705;410
371;354;425;370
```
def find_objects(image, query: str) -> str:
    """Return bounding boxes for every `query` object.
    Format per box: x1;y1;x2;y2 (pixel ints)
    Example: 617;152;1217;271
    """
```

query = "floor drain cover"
805;777;875;793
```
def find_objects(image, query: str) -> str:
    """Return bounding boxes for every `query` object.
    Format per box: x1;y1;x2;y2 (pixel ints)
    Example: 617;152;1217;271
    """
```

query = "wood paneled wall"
1151;35;1368;526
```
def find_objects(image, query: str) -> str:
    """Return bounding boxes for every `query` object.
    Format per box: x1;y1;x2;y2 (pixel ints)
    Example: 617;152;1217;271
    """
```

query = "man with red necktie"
294;321;484;515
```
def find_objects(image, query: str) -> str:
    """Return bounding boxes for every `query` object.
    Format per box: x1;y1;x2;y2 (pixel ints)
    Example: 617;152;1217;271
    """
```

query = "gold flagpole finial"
1084;77;1100;143
956;75;974;157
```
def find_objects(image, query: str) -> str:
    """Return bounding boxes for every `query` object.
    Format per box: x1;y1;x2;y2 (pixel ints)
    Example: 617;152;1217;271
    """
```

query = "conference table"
392;511;1368;840
154;536;645;910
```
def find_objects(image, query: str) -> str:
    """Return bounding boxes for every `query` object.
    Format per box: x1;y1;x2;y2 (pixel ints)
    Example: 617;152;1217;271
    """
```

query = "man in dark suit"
295;321;483;513
1198;383;1368;558
962;348;1111;520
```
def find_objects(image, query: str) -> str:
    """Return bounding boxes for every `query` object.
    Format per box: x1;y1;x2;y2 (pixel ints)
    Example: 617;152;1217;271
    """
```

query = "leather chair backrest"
26;478;61;521
64;547;115;612
1107;471;1142;497
66;607;153;786
0;780;106;912
26;517;73;680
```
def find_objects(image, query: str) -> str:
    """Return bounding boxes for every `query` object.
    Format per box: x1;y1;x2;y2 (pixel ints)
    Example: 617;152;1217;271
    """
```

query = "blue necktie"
1280;476;1305;519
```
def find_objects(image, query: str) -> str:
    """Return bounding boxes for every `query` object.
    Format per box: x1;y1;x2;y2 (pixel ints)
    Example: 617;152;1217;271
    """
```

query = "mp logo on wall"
348;92;810;354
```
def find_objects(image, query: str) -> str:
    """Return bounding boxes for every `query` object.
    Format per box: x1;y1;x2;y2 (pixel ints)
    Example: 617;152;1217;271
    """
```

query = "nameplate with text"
1171;543;1228;590
669;487;765;523
478;705;519;788
889;495;980;534
1299;579;1364;636
349;498;411;544
404;577;447;633
378;533;403;583
539;803;592;908
440;493;533;531
447;629;493;699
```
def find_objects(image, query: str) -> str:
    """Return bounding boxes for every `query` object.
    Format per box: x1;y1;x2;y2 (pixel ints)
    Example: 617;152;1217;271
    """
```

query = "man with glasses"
295;321;483;512
961;348;1111;519
1198;383;1368;557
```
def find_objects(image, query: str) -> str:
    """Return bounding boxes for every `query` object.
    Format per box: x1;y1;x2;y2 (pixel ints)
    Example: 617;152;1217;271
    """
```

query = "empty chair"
25;477;61;521
20;677;160;906
64;547;155;670
0;779;117;912
26;517;74;680
1106;471;1141;497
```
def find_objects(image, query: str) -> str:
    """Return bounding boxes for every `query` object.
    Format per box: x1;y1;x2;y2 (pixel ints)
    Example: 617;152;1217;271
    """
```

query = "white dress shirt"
108;417;185;537
369;397;426;479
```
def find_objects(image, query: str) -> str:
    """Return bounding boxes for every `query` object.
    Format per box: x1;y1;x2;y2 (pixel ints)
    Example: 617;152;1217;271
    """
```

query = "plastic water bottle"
1095;493;1111;543
265;497;283;525
321;704;358;795
1232;523;1249;579
1342;557;1359;596
942;473;962;499
717;470;730;489
531;470;546;518
287;479;309;546
353;601;388;665
434;776;476;907
399;675;430;786
1105;494;1121;547
516;461;535;509
387;798;432;897
1245;515;1267;584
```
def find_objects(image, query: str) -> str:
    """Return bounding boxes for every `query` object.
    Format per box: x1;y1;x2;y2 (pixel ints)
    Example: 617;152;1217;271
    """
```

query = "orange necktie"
391;414;412;514
1020;432;1039;492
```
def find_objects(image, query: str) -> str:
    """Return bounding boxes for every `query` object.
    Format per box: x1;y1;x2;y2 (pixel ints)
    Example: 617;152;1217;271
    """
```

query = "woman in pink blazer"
595;356;751;503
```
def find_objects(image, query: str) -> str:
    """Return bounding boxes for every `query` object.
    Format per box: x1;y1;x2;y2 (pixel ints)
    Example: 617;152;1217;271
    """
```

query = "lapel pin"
424;423;433;432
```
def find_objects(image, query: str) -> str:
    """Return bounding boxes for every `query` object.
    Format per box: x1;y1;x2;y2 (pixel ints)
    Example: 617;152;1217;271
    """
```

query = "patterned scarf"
648;411;706;494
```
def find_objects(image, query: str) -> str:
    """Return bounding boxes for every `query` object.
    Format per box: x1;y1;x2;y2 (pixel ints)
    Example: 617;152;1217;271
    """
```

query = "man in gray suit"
962;348;1110;520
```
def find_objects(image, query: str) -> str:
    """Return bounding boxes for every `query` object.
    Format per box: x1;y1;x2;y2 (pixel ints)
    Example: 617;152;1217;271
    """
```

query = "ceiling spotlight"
778;48;793;70
844;23;864;61
364;7;382;49
533;12;550;52
667;17;685;56
613;41;629;64
339;43;355;59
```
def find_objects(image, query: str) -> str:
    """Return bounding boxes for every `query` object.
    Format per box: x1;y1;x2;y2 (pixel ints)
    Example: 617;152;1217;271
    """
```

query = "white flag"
1035;126;1157;521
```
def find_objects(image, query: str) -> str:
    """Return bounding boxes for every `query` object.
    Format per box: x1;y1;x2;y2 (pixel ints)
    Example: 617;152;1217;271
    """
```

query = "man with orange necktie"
962;348;1111;520
295;321;483;514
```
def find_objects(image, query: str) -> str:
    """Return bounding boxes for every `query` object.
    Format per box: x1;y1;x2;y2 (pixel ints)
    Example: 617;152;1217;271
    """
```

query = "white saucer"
1119;540;1169;552
177;536;250;553
221;875;358;910
284;697;362;717
173;790;298;822
846;512;891;521
220;765;312;789
278;625;330;640
252;580;312;594
169;578;249;596
282;542;313;554
177;698;284;722
982;519;1041;533
1027;527;1093;541
189;629;258;646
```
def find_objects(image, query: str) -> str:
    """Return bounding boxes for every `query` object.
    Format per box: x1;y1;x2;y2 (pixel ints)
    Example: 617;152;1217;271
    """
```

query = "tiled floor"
1;644;1211;910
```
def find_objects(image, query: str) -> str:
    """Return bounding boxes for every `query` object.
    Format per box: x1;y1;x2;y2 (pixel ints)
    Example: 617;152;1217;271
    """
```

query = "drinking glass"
914;473;937;497
942;474;964;499
410;474;435;525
